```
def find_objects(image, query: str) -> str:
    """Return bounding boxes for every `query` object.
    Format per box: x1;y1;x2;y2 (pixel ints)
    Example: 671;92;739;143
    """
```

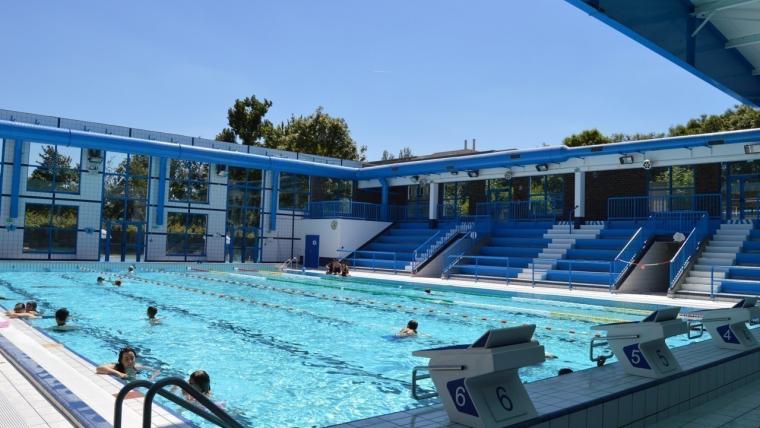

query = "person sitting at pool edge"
341;263;349;277
397;320;418;337
147;306;160;324
326;259;341;275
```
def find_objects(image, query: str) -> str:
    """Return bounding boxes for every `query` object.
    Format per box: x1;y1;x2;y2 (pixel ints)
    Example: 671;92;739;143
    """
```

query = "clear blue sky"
0;1;739;161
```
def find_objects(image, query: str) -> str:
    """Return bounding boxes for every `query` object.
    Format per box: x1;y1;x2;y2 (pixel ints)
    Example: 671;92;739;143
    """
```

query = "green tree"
29;145;79;191
266;107;367;161
380;150;395;161
563;129;610;147
398;147;414;159
217;95;273;145
668;105;760;136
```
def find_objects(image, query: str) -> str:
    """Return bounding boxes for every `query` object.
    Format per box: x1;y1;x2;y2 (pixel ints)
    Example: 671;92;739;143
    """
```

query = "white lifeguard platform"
411;325;544;428
691;298;760;350
591;306;686;379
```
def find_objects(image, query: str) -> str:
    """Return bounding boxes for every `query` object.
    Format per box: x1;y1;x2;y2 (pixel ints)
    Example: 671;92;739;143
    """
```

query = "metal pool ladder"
114;377;244;428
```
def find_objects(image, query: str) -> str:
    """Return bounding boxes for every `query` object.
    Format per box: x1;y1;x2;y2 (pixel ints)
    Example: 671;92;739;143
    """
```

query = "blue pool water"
0;268;700;427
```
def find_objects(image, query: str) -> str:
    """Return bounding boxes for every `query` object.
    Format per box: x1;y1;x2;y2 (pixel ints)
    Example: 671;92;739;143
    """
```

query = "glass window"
648;166;695;212
486;179;511;202
321;178;353;200
25;142;81;193
102;153;150;227
166;212;207;256
441;182;470;217
279;173;309;210
169;160;209;203
23;203;78;253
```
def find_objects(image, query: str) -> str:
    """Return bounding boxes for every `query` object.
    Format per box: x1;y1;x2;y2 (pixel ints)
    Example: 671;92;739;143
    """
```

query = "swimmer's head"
114;280;122;286
189;370;211;395
96;276;105;283
128;266;135;272
424;289;431;294
406;320;418;332
13;303;25;313
116;347;137;372
25;301;37;312
55;308;69;326
147;306;158;319
558;368;573;376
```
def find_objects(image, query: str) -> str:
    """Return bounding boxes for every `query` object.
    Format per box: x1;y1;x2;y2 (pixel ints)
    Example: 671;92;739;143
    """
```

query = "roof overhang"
565;0;760;107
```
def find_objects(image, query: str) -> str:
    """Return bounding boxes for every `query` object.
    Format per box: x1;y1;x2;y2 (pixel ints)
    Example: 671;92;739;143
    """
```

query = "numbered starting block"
411;325;544;428
591;306;686;379
690;298;760;350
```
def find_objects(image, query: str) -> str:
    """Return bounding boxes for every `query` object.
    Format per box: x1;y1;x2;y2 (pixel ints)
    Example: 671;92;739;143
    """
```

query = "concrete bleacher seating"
343;221;438;271
448;221;554;279
680;221;756;295
544;220;639;287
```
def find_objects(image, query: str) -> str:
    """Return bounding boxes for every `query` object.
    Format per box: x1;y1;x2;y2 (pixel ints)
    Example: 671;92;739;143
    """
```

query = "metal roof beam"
694;0;760;18
725;32;760;49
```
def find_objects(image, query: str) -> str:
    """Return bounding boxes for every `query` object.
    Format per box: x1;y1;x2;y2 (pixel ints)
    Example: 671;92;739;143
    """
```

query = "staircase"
343;221;437;271
518;223;604;281
679;222;752;294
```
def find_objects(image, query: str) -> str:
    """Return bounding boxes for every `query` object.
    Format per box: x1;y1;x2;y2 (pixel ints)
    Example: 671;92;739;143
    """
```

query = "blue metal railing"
706;265;760;300
307;200;381;221
608;193;722;219
444;254;515;283
668;213;709;290
475;200;558;221
612;225;653;288
388;203;429;221
337;249;399;273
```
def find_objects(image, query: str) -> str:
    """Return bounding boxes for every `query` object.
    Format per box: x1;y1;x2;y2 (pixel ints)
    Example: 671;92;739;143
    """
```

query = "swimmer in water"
96;276;105;285
51;308;77;331
147;306;160;324
96;347;159;380
7;303;36;319
396;320;418;337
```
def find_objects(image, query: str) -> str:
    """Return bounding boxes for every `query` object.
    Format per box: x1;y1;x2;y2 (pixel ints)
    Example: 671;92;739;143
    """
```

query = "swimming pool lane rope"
216;269;640;324
129;268;613;338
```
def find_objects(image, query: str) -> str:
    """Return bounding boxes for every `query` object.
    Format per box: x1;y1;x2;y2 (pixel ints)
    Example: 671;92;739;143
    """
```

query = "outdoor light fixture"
619;155;635;165
535;164;549;172
410;175;420;183
467;170;479;178
745;143;760;155
450;171;459;175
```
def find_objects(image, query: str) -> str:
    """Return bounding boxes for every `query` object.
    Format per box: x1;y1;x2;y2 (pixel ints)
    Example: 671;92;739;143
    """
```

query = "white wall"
294;219;391;259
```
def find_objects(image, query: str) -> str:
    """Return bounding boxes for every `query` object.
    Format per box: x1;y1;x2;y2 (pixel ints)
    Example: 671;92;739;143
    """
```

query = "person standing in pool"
397;320;418;337
147;306;160;324
96;276;105;285
51;308;77;331
7;303;36;319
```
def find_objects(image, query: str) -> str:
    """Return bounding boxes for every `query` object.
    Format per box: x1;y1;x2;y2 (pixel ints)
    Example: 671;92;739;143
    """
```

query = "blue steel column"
10;139;23;219
269;170;280;231
155;157;167;226
380;178;389;221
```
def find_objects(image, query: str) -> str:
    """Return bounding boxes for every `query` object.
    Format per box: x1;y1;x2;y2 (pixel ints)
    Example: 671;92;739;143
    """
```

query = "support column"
428;182;439;227
10;139;22;219
574;171;585;219
269;170;280;231
380;178;389;221
155;157;167;226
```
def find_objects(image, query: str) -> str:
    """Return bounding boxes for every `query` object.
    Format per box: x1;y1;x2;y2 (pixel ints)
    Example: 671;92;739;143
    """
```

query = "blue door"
305;235;320;268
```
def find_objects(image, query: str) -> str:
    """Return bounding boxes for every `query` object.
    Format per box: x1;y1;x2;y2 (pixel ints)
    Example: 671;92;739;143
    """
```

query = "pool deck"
0;316;191;428
314;269;733;311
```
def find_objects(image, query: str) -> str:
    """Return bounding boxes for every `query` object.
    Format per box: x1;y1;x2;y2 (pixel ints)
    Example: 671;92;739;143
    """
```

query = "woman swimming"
96;347;158;379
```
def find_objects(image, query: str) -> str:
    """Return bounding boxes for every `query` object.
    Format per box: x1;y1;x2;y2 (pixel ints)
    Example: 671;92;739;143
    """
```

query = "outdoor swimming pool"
0;268;701;427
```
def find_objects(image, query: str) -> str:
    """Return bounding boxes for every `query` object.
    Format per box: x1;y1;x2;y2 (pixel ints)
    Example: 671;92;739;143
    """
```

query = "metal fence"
608;193;722;219
306;200;381;221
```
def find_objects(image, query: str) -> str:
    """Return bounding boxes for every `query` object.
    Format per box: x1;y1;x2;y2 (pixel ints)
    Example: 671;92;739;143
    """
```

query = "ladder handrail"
114;377;244;428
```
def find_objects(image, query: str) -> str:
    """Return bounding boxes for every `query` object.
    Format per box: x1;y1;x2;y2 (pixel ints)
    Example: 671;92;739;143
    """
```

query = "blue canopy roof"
565;0;760;107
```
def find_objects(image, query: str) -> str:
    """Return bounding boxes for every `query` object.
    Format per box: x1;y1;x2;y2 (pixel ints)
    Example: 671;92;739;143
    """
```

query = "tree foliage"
265;107;366;161
563;105;760;147
216;95;273;145
380;147;414;161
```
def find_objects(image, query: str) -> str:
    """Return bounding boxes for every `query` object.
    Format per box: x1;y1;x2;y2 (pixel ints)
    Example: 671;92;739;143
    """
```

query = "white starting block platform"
591;307;687;378
412;325;545;428
691;298;760;350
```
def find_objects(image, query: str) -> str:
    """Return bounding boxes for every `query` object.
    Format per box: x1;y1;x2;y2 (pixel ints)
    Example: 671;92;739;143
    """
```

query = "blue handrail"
388;203;429;221
444;254;513;283
668;214;709;289
475;200;558;221
607;193;722;219
307;200;382;221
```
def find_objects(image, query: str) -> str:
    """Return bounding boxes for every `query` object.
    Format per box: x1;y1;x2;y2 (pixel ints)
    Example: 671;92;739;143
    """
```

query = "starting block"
411;325;544;428
690;298;760;350
591;307;686;378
